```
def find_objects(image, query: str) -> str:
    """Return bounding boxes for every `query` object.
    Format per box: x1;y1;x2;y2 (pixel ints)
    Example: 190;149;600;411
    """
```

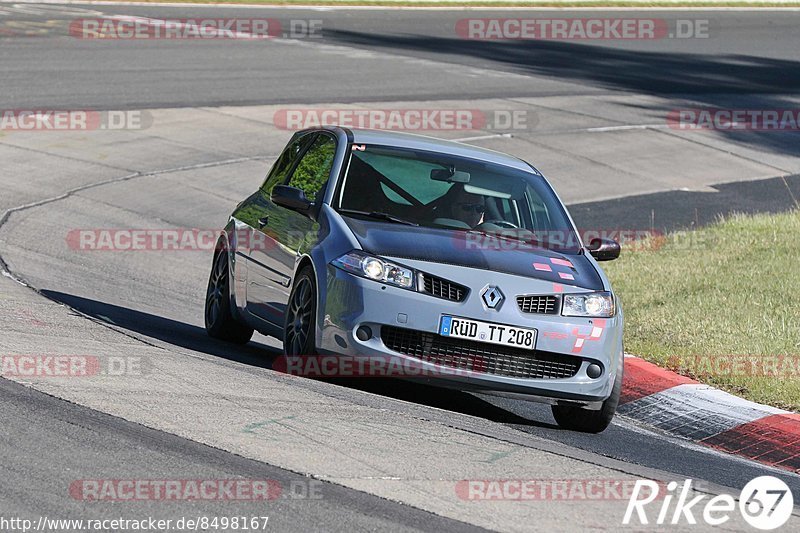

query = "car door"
230;132;313;326
244;132;337;328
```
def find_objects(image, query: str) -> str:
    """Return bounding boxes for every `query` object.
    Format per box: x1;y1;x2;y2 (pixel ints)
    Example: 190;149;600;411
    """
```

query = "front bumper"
318;259;623;406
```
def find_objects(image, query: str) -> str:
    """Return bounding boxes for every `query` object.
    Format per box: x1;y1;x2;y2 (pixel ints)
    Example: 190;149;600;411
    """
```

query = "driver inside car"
441;184;486;228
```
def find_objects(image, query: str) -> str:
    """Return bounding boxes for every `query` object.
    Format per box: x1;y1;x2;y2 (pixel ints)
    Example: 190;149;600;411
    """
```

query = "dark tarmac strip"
570;174;800;233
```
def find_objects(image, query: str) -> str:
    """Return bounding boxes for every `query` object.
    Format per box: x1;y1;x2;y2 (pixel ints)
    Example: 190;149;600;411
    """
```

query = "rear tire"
205;243;254;344
551;361;622;433
284;266;318;356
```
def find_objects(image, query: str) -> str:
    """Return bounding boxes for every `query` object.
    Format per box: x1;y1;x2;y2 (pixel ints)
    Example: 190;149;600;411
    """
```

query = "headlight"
562;292;615;317
331;251;415;289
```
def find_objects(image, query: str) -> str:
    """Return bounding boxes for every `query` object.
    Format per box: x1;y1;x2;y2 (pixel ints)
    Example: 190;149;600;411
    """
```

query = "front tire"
284;265;318;355
551;362;622;433
205;243;254;344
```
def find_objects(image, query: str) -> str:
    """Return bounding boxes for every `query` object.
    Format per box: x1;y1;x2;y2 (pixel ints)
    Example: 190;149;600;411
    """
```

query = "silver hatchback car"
205;127;624;432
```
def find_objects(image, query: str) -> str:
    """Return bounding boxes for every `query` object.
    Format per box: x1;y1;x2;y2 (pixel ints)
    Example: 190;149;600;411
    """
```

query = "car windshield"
337;144;581;252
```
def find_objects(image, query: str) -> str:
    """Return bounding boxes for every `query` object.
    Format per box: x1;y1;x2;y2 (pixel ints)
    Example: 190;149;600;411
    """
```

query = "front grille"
517;295;560;315
381;326;580;379
420;273;468;302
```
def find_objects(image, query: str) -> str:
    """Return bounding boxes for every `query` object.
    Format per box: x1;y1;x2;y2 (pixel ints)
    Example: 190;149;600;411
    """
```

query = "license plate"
439;316;537;350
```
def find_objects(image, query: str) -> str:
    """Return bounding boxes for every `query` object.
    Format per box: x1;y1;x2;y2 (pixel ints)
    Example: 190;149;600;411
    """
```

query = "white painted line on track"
586;124;670;132
452;132;512;141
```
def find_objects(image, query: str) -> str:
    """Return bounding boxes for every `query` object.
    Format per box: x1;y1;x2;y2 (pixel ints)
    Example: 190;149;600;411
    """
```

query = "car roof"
318;127;540;174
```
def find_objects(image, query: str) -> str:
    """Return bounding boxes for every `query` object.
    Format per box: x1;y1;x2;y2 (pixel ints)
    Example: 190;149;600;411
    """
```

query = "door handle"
258;216;269;228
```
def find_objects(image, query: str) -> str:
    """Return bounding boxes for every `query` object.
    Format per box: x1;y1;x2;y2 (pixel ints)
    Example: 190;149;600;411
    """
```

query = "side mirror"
587;237;621;261
271;185;313;217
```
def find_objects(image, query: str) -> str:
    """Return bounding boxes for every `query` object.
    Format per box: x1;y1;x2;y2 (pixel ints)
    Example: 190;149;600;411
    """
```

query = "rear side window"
288;134;337;199
261;134;313;193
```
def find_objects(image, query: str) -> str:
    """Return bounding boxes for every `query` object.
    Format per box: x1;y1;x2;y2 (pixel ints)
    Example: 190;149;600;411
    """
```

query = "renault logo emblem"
481;286;504;309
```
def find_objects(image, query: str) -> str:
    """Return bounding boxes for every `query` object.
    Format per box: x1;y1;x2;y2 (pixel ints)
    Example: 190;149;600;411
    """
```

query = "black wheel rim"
285;277;313;355
205;251;228;328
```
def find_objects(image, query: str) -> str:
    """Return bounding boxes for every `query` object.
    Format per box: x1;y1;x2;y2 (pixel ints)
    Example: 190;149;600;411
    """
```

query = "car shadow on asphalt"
39;290;557;429
40;290;277;370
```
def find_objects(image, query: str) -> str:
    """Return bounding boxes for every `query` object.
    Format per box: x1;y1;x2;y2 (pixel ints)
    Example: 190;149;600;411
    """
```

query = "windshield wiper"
338;209;419;227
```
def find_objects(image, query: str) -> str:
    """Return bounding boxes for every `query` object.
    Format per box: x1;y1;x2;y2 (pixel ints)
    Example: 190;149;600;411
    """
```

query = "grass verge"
603;209;800;411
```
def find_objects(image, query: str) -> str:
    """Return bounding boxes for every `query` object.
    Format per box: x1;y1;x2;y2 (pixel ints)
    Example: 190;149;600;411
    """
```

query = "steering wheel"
479;219;519;229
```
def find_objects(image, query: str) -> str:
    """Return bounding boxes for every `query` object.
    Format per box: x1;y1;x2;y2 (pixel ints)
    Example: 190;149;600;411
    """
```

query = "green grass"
603;209;800;411
92;1;800;8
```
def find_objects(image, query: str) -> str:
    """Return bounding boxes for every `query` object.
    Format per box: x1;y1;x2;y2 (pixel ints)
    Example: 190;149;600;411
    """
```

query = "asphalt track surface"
2;5;800;109
1;2;800;531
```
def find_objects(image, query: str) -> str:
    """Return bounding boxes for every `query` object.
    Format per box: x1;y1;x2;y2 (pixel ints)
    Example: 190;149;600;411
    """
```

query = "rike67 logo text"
624;477;793;530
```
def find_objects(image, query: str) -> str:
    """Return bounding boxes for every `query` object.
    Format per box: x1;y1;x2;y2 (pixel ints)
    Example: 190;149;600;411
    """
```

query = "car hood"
342;217;604;291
